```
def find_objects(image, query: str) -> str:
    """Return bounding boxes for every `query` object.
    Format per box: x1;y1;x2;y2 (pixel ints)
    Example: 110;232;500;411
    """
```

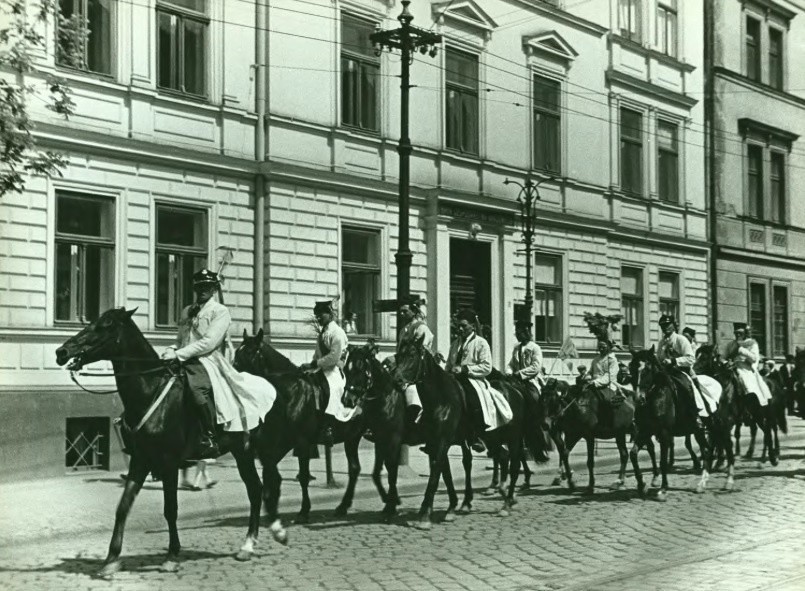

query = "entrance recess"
450;238;492;348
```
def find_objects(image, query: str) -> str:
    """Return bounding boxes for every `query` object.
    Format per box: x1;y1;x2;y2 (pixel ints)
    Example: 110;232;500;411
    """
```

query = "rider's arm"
175;308;231;361
591;357;617;388
465;339;492;378
672;335;694;368
738;343;759;364
519;343;542;379
507;346;518;375
315;330;346;370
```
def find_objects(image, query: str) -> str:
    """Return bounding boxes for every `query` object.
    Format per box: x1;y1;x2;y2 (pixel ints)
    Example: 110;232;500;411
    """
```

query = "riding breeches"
183;359;214;409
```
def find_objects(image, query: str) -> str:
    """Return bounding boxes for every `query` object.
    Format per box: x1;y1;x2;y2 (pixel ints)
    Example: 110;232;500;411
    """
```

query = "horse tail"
523;426;550;464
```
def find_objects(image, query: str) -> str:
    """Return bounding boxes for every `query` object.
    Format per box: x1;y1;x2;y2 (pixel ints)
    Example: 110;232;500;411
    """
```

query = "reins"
69;359;170;395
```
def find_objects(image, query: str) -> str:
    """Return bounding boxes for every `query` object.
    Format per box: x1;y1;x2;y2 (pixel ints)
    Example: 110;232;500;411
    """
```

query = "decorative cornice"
522;31;579;63
608;33;697;73
738;118;799;143
510;0;608;37
606;69;699;109
716;246;805;270
714;66;805;110
740;0;797;23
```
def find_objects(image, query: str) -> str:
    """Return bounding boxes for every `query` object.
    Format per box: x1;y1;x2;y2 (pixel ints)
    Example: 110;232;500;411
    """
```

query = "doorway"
450;238;492;348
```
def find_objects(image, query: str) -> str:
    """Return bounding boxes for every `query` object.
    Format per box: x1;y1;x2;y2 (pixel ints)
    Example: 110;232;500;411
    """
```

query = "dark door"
450;238;492;349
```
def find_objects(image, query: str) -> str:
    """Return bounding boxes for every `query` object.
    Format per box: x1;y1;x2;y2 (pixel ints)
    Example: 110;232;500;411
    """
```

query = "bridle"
68;353;173;395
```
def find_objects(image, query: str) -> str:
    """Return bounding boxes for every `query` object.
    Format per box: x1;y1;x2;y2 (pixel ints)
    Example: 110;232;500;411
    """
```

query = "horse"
628;347;736;499
733;372;787;462
540;376;636;495
393;339;527;527
54;308;266;577
232;330;366;528
339;341;407;520
794;348;805;416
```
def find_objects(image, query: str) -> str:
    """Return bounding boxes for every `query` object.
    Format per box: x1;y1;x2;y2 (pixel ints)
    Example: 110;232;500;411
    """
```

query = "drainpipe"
253;0;267;332
704;0;718;347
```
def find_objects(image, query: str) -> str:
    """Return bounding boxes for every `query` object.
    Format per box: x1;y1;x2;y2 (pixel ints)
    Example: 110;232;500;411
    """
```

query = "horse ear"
256;328;264;341
366;338;380;355
650;345;656;354
243;328;249;340
126;307;138;318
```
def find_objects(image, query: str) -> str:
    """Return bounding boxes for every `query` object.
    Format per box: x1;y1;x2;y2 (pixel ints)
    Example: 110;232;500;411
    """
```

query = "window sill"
55;64;116;84
442;149;482;165
339;124;381;139
738;216;789;230
157;87;210;105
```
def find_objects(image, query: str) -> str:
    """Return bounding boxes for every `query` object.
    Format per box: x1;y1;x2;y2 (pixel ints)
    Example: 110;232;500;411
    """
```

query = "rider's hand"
663;358;673;367
451;366;462;375
161;348;177;361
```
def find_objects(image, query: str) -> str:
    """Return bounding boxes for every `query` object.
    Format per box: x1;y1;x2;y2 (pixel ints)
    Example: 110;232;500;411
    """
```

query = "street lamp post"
504;176;542;319
370;1;441;337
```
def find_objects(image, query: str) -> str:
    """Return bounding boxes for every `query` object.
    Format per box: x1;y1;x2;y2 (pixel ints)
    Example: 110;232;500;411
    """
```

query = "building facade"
0;0;709;480
707;0;805;357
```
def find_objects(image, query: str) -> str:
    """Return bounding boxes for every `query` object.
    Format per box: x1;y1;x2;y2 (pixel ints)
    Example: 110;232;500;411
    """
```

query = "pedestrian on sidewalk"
181;459;218;491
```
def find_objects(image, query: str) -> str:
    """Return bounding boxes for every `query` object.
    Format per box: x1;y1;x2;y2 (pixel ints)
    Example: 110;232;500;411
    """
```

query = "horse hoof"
655;490;668;502
695;484;706;495
637;483;647;498
498;508;510;517
551;477;562;486
610;480;625;491
412;520;432;531
567;480;577;492
235;550;253;562
723;478;735;492
443;510;456;523
294;513;310;525
333;505;348;518
650;476;661;489
272;530;288;545
770;456;779;467
583;486;595;496
97;560;121;579
519;483;531;491
160;560;179;573
457;504;472;515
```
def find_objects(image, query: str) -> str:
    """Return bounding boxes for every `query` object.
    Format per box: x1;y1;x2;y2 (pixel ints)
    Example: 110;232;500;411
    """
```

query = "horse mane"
121;312;159;361
257;338;299;373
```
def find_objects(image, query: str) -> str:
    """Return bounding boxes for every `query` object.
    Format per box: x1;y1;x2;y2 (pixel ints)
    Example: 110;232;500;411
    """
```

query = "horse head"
541;377;569;417
628;346;663;397
55;307;138;370
233;328;266;375
394;338;429;385
342;339;381;408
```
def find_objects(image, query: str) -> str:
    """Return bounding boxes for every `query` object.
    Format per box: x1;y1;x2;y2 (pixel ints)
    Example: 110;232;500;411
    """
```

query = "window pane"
621;109;642;141
621;267;642;295
158;12;176;89
341;14;375;57
360;63;378;130
769;29;783;90
773;286;788;356
533;76;560;112
86;0;112;74
750;283;767;356
157;207;206;248
747;145;763;219
83;245;114;321
55;243;75;321
57;194;113;237
534;289;561;343
183;18;206;95
446;50;478;89
535;254;560;286
342;271;379;335
342;230;378;265
770;152;785;224
160;0;205;12
746;17;760;81
659;272;678;299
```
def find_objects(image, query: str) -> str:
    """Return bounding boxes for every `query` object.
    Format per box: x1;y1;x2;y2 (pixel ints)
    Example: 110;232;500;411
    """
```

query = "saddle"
455;375;488;432
313;370;330;412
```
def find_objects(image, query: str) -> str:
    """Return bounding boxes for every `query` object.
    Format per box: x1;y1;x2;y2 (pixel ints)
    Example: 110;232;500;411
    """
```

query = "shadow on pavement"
0;549;230;578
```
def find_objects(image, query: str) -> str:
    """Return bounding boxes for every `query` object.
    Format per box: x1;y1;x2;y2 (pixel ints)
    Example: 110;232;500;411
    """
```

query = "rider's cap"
658;314;677;326
456;308;478;324
733;321;748;332
682;327;696;337
514;319;532;331
314;300;334;315
401;295;424;310
193;268;219;286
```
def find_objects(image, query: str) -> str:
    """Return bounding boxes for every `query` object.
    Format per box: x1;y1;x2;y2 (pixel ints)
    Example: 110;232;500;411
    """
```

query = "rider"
656;314;706;424
302;300;350;439
582;338;621;403
508;318;550;458
161;269;275;459
397;295;434;425
724;322;772;406
682;327;699;356
446;308;512;452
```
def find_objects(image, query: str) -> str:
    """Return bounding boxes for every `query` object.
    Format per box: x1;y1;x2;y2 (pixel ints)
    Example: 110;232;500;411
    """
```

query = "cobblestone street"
2;423;805;591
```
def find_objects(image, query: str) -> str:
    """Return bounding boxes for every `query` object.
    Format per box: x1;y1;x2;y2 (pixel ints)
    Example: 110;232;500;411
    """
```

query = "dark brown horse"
394;339;527;527
55;308;266;577
232;330;366;529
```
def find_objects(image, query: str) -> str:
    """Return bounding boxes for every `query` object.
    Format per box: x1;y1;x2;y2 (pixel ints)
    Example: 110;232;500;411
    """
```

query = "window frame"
658;270;680;340
621;266;645;349
745;15;761;82
533;252;563;345
154;204;209;329
749;280;768;356
444;47;480;156
532;74;562;175
657;119;679;204
656;0;678;58
619;0;642;44
768;26;784;90
620;107;644;196
156;0;209;98
340;225;383;338
771;283;789;357
54;191;116;325
56;0;115;77
340;13;381;133
746;142;765;221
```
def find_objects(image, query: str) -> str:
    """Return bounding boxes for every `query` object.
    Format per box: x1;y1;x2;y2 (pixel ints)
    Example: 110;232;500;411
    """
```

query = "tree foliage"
0;0;80;197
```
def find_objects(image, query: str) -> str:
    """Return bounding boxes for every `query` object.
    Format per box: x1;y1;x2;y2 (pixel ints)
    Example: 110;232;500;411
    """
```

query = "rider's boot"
195;401;220;459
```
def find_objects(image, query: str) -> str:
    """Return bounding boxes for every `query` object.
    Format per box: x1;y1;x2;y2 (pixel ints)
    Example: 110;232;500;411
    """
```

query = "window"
157;0;208;96
772;285;788;357
657;0;677;57
659;271;679;321
65;417;109;471
620;108;643;195
57;0;113;75
619;0;642;43
533;75;561;174
657;121;679;204
341;14;379;132
745;17;761;82
155;206;208;327
770;152;785;223
533;254;562;343
747;144;763;219
621;267;644;348
341;227;381;336
445;49;479;155
55;192;115;323
769;28;783;90
749;282;767;355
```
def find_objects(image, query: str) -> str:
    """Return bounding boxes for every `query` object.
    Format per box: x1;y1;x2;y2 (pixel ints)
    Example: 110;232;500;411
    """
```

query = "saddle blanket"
198;356;275;433
736;367;772;407
467;378;513;431
322;366;361;422
680;373;720;417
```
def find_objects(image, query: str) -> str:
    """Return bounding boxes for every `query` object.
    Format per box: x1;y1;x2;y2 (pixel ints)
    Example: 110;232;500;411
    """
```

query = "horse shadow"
732;467;805;481
0;549;230;578
203;506;413;531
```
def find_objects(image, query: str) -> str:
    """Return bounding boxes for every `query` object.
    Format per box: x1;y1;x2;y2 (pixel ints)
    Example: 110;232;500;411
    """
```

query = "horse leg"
98;458;149;577
458;442;474;513
685;434;701;472
562;432;580;491
335;436;361;517
746;422;757;459
263;445;293;546
720;426;736;491
656;433;671;501
415;442;447;529
584;437;595;495
520;456;533;490
668;437;675;468
735;423;742;457
382;435;403;521
159;465;181;573
294;449;312;524
693;424;711;495
763;415;778;466
371;442;389;505
232;447;262;562
497;444;511;497
484;457;499;496
500;439;522;515
611;433;628;490
629;438;646;497
441;455;459;523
